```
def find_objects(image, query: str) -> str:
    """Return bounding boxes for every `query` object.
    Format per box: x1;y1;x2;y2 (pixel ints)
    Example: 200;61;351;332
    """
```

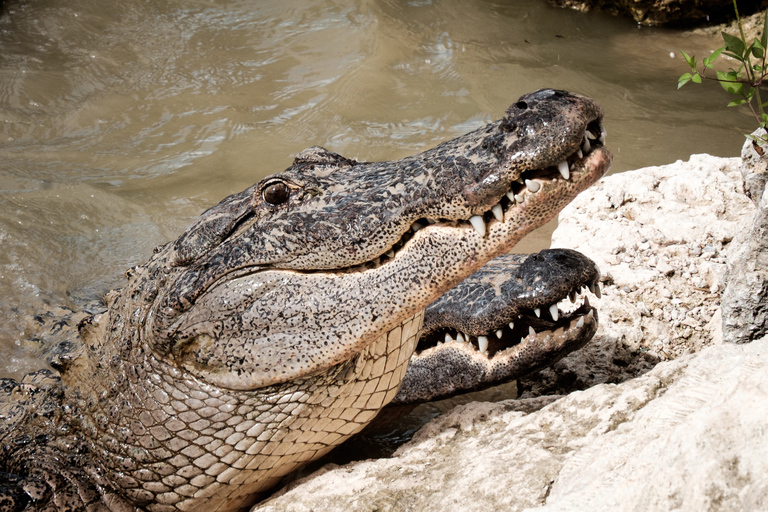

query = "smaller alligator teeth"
582;135;591;153
506;191;516;203
576;316;584;329
599;123;607;145
508;321;514;330
550;304;559;322
516;178;525;185
589;282;602;298
469;215;486;237
557;160;570;180
586;309;595;321
456;332;465;343
587;130;597;140
411;221;424;232
477;335;489;353
427;218;438;224
514;193;525;203
577;148;583;158
445;333;454;343
525;179;541;193
386;249;395;258
528;326;536;337
495;329;503;339
534;308;541;318
491;204;503;221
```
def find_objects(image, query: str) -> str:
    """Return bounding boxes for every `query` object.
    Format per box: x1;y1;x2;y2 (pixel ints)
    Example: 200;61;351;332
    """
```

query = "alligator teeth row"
352;123;607;271
439;308;596;357
465;123;606;238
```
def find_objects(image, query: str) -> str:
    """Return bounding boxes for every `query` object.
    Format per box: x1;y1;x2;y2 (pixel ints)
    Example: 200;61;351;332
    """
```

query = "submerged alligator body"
0;89;611;512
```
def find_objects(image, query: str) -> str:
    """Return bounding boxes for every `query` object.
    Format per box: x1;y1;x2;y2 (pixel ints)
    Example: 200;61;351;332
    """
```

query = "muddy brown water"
0;0;755;382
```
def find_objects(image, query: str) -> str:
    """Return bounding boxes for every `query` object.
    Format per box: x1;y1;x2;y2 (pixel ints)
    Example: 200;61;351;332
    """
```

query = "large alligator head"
6;89;610;512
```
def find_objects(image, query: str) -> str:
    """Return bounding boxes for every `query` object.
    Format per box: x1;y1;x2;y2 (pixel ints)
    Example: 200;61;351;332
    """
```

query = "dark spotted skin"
0;90;611;512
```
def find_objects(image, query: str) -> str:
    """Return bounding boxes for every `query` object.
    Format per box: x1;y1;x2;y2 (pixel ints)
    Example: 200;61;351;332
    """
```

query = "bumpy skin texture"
0;89;610;512
394;249;601;404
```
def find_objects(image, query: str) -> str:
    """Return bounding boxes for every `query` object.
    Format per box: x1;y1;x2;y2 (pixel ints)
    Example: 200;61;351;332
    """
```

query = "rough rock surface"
740;129;768;204
549;0;753;26
721;182;768;343
251;155;764;512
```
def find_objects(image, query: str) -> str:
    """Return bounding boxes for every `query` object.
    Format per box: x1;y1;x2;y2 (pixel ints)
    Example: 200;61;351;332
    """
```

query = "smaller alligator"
394;248;600;405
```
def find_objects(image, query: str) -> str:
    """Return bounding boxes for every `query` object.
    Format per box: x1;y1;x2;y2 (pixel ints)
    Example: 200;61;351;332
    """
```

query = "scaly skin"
0;89;611;512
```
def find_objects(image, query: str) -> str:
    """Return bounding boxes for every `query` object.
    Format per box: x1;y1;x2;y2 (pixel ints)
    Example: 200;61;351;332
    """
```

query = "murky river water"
0;0;755;379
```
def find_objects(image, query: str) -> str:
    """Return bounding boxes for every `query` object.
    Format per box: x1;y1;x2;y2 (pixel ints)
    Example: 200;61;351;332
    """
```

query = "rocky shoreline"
252;153;767;511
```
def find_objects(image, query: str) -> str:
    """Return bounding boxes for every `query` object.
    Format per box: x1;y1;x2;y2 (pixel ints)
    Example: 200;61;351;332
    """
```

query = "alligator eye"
263;181;289;205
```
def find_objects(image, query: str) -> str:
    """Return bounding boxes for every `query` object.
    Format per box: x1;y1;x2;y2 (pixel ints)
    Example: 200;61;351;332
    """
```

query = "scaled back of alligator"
0;89;611;512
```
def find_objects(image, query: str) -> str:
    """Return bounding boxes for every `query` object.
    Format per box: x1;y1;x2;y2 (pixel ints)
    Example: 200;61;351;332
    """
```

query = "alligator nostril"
514;101;528;110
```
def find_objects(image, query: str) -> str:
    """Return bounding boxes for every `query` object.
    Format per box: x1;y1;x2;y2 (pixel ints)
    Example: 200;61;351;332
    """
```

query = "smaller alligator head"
393;249;601;404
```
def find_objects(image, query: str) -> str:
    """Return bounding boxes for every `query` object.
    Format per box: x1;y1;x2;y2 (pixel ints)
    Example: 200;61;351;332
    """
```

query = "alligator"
394;248;600;405
0;89;611;512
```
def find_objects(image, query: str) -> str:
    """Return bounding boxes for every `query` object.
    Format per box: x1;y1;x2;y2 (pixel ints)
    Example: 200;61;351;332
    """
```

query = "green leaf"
728;99;748;106
716;70;745;95
680;50;697;71
761;9;768;50
678;73;693;88
723;51;744;61
703;47;725;68
691;73;702;83
752;40;765;58
722;31;747;58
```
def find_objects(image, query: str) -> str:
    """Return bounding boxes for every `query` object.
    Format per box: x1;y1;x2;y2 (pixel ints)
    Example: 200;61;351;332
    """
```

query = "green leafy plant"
678;1;768;142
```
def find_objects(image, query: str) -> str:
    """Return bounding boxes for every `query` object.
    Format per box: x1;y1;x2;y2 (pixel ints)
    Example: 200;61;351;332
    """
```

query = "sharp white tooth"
594;282;602;298
508;321;514;330
478;335;489;353
516;178;525;185
599;123;607;145
586;310;595;321
582;136;591;153
584;295;591;308
456;332;465;343
576;316;584;329
557;160;570;180
386;249;395;258
587;130;597;140
469;215;486;237
577;148;583;158
495;329;503;339
525;179;541;193
445;333;454;343
534;308;541;318
491;204;503;221
515;193;525;203
549;304;559;322
411;221;423;232
528;326;535;337
506;191;516;203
